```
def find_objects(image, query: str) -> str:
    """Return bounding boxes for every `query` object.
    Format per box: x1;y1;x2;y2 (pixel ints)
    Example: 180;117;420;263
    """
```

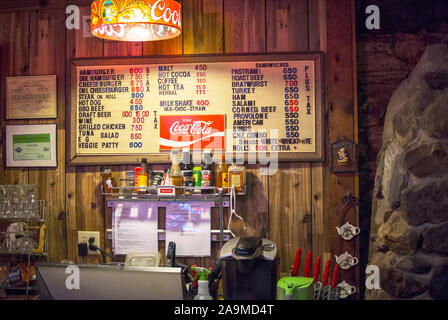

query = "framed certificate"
6;124;57;168
6;75;57;119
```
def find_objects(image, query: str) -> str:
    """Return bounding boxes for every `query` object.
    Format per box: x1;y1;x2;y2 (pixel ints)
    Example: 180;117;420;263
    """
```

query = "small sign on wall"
6;124;57;168
6;75;57;119
331;138;358;173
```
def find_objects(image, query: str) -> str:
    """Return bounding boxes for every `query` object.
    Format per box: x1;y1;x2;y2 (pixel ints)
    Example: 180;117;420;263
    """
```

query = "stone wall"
355;0;448;297
365;37;448;300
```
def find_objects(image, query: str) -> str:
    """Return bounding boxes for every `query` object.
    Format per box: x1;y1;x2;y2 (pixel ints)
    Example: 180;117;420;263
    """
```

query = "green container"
193;166;202;187
277;276;314;300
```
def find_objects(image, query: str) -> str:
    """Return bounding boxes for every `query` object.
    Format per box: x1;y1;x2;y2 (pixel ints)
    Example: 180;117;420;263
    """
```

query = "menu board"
68;54;323;164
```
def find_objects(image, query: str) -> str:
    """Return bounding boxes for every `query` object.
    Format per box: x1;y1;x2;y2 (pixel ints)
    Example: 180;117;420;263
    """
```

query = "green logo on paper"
13;133;51;161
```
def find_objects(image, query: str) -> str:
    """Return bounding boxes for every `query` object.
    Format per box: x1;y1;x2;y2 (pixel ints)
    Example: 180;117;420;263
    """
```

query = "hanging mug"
337;281;356;299
336;222;360;240
335;251;359;270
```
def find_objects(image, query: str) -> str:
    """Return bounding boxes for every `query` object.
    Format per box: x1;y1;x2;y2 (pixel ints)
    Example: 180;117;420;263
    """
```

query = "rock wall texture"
355;0;448;297
365;37;448;300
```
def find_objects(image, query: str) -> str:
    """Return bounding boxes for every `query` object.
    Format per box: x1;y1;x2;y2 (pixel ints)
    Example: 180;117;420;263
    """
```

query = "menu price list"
77;68;129;151
230;62;315;153
75;60;316;155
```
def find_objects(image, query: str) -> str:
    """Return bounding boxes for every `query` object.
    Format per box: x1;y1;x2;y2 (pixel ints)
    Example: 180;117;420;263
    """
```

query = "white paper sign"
112;202;159;255
165;202;212;257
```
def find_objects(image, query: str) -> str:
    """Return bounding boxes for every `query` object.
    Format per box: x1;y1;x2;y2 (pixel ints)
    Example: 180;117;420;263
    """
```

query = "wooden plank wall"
0;0;359;296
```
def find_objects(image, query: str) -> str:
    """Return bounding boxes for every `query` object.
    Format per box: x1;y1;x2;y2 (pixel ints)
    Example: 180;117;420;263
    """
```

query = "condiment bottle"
201;150;213;194
169;150;183;195
182;171;194;195
192;152;202;194
215;152;229;193
133;167;142;191
162;169;171;186
228;159;246;193
125;171;134;191
137;158;149;193
150;171;164;193
181;148;193;195
100;166;118;195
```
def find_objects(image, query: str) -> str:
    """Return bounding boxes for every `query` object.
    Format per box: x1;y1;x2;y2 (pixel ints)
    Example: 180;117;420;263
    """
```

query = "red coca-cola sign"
160;115;225;150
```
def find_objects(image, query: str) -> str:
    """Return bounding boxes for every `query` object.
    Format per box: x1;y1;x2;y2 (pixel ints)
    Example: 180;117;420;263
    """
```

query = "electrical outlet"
78;231;100;255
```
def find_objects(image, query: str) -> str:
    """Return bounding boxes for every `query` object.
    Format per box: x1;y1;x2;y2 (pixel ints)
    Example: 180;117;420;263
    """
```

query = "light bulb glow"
91;0;182;42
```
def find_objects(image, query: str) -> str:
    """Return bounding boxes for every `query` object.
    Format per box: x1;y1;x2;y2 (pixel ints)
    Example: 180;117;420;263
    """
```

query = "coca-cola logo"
169;121;214;136
94;24;125;38
160;115;225;150
148;0;182;28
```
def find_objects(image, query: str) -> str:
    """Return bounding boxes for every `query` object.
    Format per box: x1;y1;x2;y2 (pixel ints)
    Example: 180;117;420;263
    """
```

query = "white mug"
337;280;356;299
336;222;360;240
335;251;359;270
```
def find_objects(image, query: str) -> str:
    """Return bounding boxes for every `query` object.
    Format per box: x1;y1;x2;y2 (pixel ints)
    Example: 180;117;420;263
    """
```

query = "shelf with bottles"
101;149;248;201
102;185;246;200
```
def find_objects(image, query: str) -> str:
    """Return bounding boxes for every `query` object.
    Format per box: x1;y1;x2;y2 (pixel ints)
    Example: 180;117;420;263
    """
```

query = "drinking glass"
0;186;13;218
11;190;22;218
16;235;37;253
27;192;40;219
2;233;16;253
22;185;40;219
0;186;5;218
18;185;30;218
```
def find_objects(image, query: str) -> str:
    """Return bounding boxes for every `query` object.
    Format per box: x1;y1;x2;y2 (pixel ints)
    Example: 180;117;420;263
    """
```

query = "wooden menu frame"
67;53;324;165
